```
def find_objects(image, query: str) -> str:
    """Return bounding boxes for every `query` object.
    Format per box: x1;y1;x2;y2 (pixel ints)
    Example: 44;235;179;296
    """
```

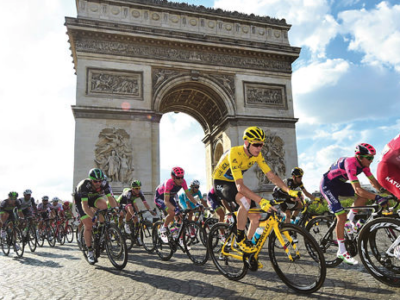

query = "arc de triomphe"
65;0;301;199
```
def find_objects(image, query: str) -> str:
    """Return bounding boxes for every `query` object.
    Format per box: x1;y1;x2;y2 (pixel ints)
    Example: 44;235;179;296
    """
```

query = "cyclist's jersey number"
212;145;271;182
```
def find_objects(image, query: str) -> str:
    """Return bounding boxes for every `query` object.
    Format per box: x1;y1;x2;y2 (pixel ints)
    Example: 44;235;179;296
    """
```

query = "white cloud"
338;2;400;72
292;58;350;94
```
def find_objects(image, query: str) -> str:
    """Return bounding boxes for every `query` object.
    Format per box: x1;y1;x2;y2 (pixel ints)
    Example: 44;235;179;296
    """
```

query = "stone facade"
66;0;300;197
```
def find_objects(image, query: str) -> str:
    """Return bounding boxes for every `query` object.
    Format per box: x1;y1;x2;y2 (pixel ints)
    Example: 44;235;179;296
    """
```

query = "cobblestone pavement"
0;241;399;300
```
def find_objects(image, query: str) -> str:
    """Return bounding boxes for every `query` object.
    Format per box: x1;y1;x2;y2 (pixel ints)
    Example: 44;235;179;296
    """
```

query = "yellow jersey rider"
212;126;300;253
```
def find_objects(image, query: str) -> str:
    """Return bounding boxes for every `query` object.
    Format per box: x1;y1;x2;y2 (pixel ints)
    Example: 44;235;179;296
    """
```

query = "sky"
1;0;399;201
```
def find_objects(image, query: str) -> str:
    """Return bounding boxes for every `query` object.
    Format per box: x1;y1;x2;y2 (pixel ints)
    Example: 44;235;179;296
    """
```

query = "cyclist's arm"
266;171;292;195
302;188;315;201
184;190;197;206
351;181;377;200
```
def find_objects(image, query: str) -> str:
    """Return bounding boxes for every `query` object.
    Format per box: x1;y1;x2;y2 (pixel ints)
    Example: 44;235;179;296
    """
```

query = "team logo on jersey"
216;185;223;191
232;159;238;164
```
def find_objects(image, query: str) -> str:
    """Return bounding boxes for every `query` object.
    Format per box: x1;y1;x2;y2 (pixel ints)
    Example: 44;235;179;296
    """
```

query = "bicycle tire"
153;220;173;261
183;221;208;265
27;226;37;252
207;222;248;281
141;220;155;253
37;228;45;247
1;227;11;256
65;225;74;243
13;227;25;258
306;216;342;268
105;224;128;270
124;232;134;251
57;225;66;245
358;217;400;287
47;226;56;247
268;223;326;294
203;217;218;238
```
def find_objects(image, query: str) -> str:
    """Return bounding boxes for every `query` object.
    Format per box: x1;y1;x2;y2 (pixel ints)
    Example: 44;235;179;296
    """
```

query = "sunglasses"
92;180;102;183
251;143;264;148
192;186;199;189
175;176;184;180
132;187;141;190
361;155;374;161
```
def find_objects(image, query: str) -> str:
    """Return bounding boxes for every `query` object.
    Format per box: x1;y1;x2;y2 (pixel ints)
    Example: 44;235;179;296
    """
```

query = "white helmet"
190;180;200;187
23;189;33;195
52;197;60;202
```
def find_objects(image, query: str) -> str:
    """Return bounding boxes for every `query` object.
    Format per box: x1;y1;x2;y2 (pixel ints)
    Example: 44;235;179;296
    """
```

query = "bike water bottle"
251;227;264;245
294;216;301;225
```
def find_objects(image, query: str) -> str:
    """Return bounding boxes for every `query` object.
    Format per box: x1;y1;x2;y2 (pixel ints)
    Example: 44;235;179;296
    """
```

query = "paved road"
0;240;399;300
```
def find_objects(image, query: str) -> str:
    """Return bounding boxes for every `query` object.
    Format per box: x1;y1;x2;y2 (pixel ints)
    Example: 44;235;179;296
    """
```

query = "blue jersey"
178;188;203;210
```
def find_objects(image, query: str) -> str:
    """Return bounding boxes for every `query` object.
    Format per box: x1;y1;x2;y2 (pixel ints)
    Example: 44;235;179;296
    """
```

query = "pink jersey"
326;157;373;183
155;178;189;199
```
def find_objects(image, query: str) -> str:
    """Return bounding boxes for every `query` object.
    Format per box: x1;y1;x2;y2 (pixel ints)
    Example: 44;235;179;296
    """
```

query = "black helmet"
291;167;304;177
88;168;105;181
131;180;142;188
8;191;18;199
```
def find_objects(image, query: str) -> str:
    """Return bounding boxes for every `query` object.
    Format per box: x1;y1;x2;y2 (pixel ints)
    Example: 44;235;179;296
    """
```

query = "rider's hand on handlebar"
375;195;389;206
260;198;277;212
288;189;300;198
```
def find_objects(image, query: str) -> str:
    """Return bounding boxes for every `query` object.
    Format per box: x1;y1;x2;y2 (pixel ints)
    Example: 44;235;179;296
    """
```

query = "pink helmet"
171;166;185;177
355;143;376;156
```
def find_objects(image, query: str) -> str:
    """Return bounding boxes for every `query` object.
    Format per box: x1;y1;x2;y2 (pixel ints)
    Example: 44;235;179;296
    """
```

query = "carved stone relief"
94;128;134;184
256;129;286;186
87;68;142;99
244;82;287;109
75;38;292;73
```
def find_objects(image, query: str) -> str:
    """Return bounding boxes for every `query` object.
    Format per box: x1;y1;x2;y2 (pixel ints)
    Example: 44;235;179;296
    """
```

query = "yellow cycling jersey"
212;145;271;182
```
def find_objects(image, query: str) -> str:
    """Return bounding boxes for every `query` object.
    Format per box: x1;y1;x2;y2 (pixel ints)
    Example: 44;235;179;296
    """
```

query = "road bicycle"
195;207;219;238
52;215;66;245
357;197;400;287
37;217;57;248
207;204;326;294
306;199;400;268
1;209;25;257
79;208;128;270
152;206;208;265
20;215;38;252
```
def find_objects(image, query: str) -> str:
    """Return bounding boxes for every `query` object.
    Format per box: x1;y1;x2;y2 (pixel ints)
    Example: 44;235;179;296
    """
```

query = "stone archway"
66;0;301;196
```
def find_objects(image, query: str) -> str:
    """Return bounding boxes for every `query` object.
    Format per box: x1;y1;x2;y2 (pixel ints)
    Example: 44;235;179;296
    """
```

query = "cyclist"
178;179;207;221
117;180;155;245
18;189;38;219
212;126;298;253
154;166;198;243
320;143;388;265
37;196;52;233
377;133;400;200
49;197;65;222
0;192;24;243
74;168;119;264
62;201;74;220
272;167;315;224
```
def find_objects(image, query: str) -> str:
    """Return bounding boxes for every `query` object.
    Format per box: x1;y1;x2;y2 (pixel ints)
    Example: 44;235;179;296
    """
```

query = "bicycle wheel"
1;228;11;256
358;217;400;287
13;227;25;258
27;226;37;252
104;224;128;270
208;222;248;281
76;226;83;250
203;217;218;238
57;225;66;245
47;226;56;247
183;221;208;265
37;228;45;247
153;220;173;261
306;216;342;268
268;224;326;294
141;220;155;253
65;225;74;243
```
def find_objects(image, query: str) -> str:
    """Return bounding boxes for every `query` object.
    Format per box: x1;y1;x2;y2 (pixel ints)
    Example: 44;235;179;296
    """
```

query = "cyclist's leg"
247;201;260;240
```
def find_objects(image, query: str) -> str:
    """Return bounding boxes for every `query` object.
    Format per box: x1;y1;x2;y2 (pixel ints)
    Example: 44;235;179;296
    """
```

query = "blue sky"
1;0;399;200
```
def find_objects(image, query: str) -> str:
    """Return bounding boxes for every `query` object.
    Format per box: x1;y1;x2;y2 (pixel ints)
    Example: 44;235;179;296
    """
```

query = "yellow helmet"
243;126;265;143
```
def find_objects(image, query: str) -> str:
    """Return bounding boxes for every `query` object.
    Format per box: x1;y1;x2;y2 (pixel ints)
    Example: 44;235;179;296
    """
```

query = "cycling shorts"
154;196;181;216
213;179;237;203
320;174;355;215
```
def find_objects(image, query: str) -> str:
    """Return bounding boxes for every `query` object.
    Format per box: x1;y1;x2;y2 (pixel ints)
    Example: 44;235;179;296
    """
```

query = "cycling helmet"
171;166;185;177
355;143;376;156
131;180;142;188
52;197;60;202
243;126;266;143
190;179;200;187
23;189;32;195
291;167;304;177
42;196;49;201
63;201;70;206
8;191;18;199
88;168;105;181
